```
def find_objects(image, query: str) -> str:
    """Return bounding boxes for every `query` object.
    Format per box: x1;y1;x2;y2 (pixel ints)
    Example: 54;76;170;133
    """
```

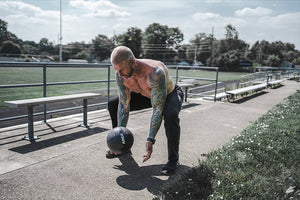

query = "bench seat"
5;93;100;108
226;83;267;96
203;92;229;101
268;79;284;87
4;93;101;141
226;83;267;102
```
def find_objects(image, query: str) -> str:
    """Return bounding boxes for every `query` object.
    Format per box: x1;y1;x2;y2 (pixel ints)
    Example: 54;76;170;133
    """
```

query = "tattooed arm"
148;67;167;139
143;67;167;162
116;72;131;127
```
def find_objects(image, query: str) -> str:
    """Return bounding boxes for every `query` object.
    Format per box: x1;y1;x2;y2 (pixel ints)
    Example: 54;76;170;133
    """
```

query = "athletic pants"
108;85;184;163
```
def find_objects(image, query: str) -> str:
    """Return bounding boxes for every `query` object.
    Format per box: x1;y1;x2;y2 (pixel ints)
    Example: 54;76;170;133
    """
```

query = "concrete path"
0;80;299;200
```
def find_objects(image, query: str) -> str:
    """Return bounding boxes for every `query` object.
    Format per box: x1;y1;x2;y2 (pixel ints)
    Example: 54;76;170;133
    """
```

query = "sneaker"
160;161;180;175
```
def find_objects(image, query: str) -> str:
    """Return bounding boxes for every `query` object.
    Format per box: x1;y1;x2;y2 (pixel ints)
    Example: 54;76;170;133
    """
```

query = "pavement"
0;80;299;200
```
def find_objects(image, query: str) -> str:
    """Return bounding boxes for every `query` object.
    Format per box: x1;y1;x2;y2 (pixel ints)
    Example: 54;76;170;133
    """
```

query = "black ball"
107;127;134;154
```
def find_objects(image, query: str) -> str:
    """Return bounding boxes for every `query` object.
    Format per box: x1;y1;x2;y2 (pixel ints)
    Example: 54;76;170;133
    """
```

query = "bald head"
110;46;135;65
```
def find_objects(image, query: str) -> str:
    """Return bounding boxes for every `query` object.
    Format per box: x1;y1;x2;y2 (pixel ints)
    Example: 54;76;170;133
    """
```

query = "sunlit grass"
159;90;300;199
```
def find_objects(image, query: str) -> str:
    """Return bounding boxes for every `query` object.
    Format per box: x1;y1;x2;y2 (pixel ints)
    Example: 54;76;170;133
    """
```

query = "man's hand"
143;141;153;162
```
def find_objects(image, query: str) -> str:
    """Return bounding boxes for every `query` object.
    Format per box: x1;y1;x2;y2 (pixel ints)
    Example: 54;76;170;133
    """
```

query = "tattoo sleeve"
148;67;167;139
116;72;130;127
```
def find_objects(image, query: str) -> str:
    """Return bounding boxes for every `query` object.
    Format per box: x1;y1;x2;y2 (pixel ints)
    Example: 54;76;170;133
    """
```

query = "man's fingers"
143;152;151;162
143;156;149;162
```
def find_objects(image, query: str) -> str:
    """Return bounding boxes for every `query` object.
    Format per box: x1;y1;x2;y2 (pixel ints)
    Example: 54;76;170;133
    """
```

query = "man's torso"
122;59;174;98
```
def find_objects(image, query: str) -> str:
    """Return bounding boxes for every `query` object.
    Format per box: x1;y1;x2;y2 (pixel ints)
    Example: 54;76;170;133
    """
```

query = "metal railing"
236;72;268;89
169;65;220;101
255;67;300;80
0;61;114;124
0;62;222;126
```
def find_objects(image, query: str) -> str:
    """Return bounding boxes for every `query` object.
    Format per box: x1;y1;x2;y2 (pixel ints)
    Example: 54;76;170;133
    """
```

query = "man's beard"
125;65;134;79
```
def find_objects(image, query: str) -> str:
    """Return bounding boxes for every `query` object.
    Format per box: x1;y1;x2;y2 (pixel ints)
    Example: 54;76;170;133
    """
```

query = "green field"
0;67;247;108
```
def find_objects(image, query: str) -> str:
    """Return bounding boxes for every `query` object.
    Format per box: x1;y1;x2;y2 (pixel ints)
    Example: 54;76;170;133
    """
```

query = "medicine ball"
107;127;134;154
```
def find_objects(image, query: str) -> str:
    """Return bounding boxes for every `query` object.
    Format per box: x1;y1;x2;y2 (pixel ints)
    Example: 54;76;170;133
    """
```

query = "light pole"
59;0;62;62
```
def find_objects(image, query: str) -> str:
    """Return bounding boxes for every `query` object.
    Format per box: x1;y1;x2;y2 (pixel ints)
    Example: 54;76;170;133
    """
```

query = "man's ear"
130;58;136;66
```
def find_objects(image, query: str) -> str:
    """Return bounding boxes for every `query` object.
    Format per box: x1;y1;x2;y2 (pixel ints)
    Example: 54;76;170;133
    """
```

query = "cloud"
70;0;118;9
205;0;223;3
69;0;130;17
0;1;42;15
0;1;63;43
235;7;272;17
192;12;221;21
0;0;128;43
258;12;300;27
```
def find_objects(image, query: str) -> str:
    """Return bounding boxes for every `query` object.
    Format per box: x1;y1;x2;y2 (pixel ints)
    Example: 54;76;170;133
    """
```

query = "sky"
1;0;300;49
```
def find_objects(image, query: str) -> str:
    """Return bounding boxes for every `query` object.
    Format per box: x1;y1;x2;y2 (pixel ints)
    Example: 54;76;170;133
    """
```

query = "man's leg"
107;92;152;128
162;86;183;174
108;96;119;128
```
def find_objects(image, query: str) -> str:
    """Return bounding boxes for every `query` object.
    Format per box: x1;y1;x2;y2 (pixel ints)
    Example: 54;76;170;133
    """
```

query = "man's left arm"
143;67;167;162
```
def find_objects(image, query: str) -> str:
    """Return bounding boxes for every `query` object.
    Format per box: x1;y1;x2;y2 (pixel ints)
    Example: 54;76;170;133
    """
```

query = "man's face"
114;59;134;79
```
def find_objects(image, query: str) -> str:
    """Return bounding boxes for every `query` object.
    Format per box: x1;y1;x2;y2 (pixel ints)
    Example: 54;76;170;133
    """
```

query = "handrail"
236;72;268;89
170;65;220;101
0;61;109;68
0;62;112;124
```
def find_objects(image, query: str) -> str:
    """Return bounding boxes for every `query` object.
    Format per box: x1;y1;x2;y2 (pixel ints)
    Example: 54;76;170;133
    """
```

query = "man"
107;46;183;175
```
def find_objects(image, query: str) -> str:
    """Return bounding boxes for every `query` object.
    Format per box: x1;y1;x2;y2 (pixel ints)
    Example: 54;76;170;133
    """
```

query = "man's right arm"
116;72;130;127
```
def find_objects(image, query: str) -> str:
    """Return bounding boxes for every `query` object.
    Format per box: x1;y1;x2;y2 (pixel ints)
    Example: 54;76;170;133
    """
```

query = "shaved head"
110;46;135;65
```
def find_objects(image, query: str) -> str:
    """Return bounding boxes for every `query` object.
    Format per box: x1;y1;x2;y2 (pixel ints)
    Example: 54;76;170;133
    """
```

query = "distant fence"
255;67;300;80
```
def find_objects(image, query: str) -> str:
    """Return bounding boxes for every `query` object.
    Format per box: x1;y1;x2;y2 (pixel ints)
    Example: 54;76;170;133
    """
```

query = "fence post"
43;65;47;122
107;65;111;107
176;65;179;84
214;67;219;102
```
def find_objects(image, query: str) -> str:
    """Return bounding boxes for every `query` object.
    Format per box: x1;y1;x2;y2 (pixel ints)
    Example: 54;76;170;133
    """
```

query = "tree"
66;42;87;58
266;55;281;67
211;50;245;71
220;25;249;56
209;25;250;70
38;38;55;54
116;27;142;58
142;23;183;62
284;51;297;63
73;50;87;59
177;44;188;62
292;56;300;65
188;33;212;64
90;34;114;61
0;41;22;55
0;19;9;45
225;24;239;40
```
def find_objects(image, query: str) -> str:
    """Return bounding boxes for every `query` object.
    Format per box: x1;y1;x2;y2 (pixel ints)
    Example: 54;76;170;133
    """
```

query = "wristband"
147;137;156;144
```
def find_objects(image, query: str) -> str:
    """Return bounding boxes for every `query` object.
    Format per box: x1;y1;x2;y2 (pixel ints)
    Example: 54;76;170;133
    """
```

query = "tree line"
1;18;299;71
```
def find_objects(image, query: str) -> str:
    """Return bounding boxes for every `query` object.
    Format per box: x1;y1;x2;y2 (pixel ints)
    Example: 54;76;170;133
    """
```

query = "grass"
168;68;248;82
0;67;246;107
159;90;300;200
